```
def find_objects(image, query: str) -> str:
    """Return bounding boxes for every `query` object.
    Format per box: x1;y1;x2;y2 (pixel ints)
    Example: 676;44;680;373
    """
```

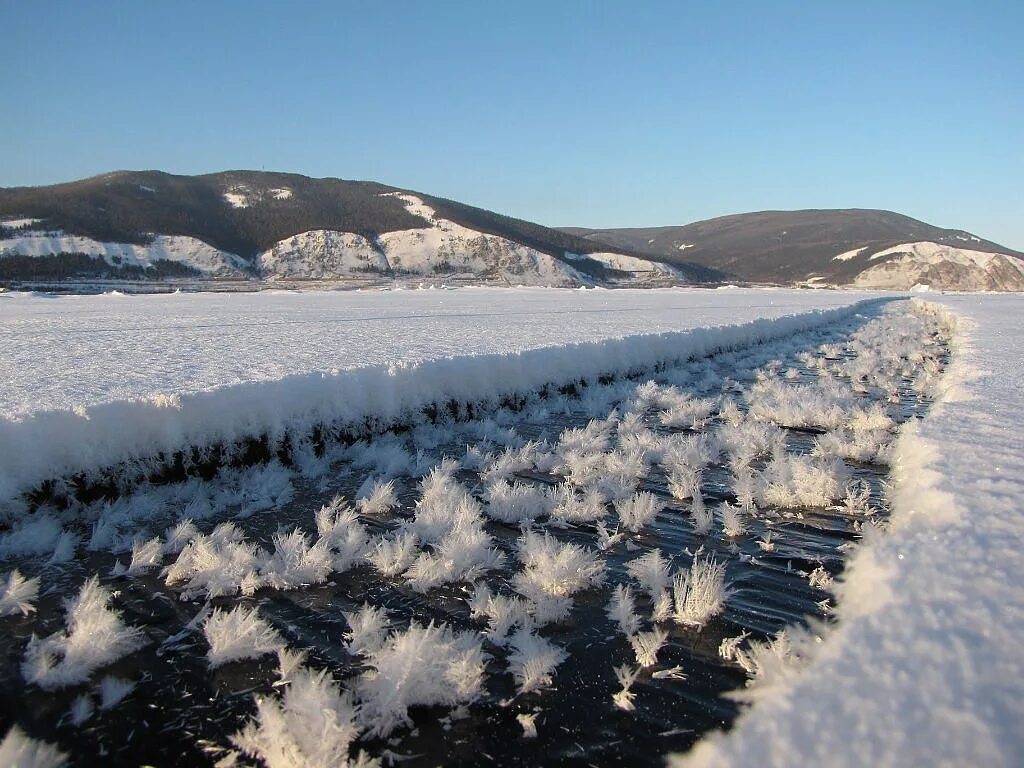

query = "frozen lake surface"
0;299;942;766
0;287;876;418
2;289;1021;768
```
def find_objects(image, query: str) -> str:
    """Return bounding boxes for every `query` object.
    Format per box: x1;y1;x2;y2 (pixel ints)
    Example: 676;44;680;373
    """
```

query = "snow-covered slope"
377;194;585;285
565;249;685;279
832;246;867;262
852;241;1024;291
257;194;678;286
222;184;293;208
1;170;702;286
0;229;250;277
0;196;682;287
257;230;388;278
567;210;1024;290
0;218;42;229
0;204;682;287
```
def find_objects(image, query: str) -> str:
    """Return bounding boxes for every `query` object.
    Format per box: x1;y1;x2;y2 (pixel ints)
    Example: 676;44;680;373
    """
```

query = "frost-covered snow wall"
674;295;1024;768
0;297;886;503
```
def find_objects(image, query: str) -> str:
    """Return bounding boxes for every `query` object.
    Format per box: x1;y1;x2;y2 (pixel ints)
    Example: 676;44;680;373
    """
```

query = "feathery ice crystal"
0;569;39;617
203;605;284;668
672;556;730;629
22;577;145;690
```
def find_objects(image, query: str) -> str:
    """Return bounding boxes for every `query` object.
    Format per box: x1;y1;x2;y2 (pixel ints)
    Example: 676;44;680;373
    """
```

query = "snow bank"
0;297;884;503
673;295;1024;768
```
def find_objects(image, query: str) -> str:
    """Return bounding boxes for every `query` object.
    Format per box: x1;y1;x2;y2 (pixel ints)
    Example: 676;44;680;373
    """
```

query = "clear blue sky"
3;1;1022;248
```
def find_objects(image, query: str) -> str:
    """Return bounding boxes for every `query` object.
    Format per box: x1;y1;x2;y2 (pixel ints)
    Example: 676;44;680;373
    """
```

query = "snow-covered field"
0;287;874;418
0;287;877;501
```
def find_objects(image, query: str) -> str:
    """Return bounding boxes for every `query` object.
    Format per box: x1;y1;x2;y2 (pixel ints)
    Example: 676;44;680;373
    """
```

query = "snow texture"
674;295;1024;768
0;288;876;504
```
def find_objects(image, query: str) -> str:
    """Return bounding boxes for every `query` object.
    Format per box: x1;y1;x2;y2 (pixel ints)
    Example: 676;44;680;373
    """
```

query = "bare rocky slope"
566;209;1024;291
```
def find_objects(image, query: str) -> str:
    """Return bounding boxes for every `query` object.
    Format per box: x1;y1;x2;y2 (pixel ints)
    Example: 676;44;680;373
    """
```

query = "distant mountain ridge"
0;171;713;287
565;209;1024;291
5;174;1020;291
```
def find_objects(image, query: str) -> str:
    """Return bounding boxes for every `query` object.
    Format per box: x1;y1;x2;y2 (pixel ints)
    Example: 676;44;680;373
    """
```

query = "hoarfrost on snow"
342;603;391;658
612;664;641;711
625;549;672;600
5;291;1007;766
0;289;875;504
513;531;605;599
630;626;669;668
614;491;662;533
355;479;399;517
97;676;135;710
675;296;1024;767
231;665;372;768
606;584;641;637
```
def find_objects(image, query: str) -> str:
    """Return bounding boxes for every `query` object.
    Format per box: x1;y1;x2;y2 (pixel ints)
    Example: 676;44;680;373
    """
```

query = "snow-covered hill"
256;230;387;279
567;210;1024;291
0;223;250;277
0;194;683;287
257;194;683;285
0;170;704;287
849;241;1024;291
